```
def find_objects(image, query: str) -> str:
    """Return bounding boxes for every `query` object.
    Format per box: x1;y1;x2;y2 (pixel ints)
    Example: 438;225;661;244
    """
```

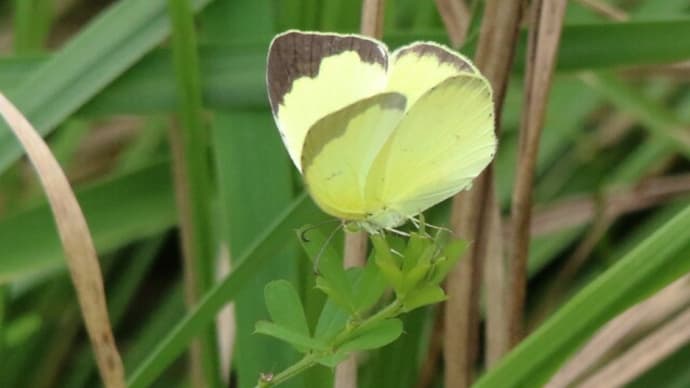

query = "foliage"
0;1;689;388
254;227;466;387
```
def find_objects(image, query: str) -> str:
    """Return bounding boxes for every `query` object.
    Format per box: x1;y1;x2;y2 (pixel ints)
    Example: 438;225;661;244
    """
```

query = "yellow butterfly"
267;30;496;234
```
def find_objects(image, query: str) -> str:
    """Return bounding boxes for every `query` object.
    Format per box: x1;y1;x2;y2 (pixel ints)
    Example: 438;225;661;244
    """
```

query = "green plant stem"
256;299;403;388
166;0;220;386
333;300;403;347
256;354;320;388
12;0;53;54
0;286;6;360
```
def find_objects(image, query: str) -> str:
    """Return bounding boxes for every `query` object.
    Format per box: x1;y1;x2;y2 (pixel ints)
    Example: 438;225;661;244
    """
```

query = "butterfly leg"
385;227;411;237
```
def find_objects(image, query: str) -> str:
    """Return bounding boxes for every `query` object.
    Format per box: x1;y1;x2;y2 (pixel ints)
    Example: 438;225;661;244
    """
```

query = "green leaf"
351;257;388;314
428;239;467;285
314;250;354;313
443;237;469;261
402;263;431;295
254;321;328;352
315;276;354;314
317;247;350;294
401;286;446;312
317;266;384;315
265;280;311;338
297;225;342;266
371;235;404;293
401;233;428;271
476;204;690;388
338;319;404;353
314;300;349;343
297;225;349;303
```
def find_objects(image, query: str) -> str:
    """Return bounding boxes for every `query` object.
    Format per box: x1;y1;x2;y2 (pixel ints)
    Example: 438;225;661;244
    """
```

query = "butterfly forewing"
267;31;389;170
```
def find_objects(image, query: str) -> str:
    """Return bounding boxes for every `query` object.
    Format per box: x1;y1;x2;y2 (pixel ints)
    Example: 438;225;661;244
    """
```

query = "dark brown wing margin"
394;42;475;73
266;31;388;114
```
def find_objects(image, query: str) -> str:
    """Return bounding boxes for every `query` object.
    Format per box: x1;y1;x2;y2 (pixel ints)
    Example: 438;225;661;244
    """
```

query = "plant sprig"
254;222;467;387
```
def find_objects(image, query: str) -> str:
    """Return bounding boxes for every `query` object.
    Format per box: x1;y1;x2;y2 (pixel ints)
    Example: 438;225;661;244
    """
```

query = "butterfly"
266;30;496;234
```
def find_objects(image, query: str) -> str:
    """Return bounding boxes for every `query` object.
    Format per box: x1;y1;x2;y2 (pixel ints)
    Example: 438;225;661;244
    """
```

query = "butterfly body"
267;30;496;233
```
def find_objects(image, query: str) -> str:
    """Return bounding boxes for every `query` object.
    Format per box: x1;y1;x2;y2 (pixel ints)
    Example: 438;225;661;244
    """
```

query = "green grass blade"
166;0;220;384
476;205;690;387
127;194;325;388
211;111;300;388
4;20;690;117
0;0;214;174
12;0;53;54
202;0;304;383
518;18;690;71
0;161;175;283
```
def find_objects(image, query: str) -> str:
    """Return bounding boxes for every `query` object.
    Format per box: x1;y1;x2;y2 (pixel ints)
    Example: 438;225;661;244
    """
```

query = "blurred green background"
1;0;690;387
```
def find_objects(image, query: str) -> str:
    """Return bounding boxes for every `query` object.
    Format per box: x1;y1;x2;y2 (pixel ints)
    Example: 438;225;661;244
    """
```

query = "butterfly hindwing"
386;42;478;107
301;93;407;221
366;74;496;221
267;31;389;170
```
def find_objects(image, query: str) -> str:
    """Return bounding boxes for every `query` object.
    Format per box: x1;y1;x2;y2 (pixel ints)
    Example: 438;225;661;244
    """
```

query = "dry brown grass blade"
443;0;526;382
581;73;690;150
434;0;470;48
339;231;368;388
547;275;690;387
578;303;690;388
527;173;690;237
482;196;508;365
575;0;628;21
335;352;360;388
0;93;125;388
215;244;236;384
622;60;690;79
360;0;386;38
334;3;389;387
526;174;690;330
472;0;526;110
508;0;567;347
445;188;487;386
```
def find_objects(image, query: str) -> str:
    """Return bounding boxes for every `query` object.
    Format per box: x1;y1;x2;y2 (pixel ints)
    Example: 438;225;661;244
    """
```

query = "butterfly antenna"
300;219;341;242
312;222;344;274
